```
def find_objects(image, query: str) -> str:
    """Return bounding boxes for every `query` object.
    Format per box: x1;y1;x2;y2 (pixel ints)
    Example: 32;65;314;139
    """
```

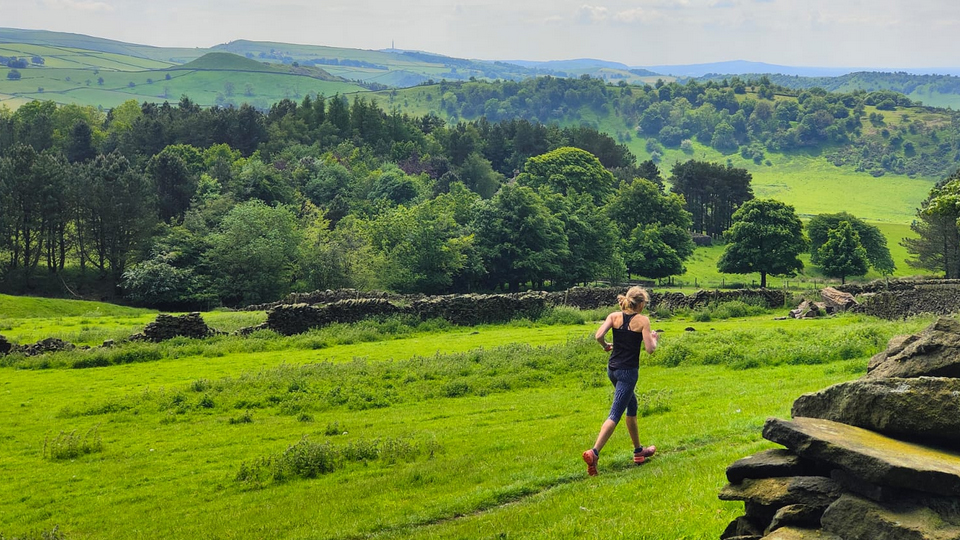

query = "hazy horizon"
3;0;958;69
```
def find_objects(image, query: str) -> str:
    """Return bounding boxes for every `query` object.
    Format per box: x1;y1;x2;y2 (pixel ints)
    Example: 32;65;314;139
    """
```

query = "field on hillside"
0;295;935;539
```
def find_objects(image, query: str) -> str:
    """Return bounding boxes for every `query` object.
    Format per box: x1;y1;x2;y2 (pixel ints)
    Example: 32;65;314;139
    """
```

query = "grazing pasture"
0;296;932;539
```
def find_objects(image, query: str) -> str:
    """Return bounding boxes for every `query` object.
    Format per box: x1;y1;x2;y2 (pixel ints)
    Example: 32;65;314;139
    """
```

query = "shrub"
43;426;103;460
636;389;672;417
228;411;253;424
235;435;434;486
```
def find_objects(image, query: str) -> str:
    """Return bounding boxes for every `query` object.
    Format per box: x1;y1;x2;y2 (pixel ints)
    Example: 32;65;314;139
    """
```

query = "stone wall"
130;312;217;342
263;293;551;336
256;287;787;336
717;317;960;539
852;282;960;320
836;278;960;296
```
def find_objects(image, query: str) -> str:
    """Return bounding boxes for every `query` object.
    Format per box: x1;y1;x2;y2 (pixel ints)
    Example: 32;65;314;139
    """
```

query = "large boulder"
866;318;960;379
789;301;827;319
764;417;960;498
820;287;858;312
726;449;810;484
0;334;11;355
760;526;842;540
821;492;960;540
719;476;842;509
791;377;960;445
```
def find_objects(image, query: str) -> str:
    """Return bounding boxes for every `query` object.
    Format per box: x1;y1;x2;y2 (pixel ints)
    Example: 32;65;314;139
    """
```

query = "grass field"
0;295;936;539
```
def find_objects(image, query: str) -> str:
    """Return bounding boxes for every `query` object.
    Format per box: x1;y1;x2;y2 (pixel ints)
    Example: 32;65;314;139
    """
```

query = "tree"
808;212;895;275
472;185;569;291
149;145;201;222
904;177;960;278
78;152;157;282
605;178;694;280
817;221;869;284
543;191;619;287
207;200;300;305
717;199;806;288
456;152;502;199
670;160;753;237
516;147;614;204
365;196;474;293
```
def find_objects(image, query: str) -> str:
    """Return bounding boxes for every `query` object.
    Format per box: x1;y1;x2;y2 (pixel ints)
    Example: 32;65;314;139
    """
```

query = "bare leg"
592;418;618;453
625;415;641;449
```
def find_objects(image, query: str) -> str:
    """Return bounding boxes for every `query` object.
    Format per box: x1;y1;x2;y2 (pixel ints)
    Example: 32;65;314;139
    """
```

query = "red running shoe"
634;445;656;464
582;449;598;476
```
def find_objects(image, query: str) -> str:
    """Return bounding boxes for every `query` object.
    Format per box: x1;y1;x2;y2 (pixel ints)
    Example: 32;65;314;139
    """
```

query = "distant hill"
639;60;861;78
695;71;960;109
505;58;631;71
5;26;960;112
640;60;960;79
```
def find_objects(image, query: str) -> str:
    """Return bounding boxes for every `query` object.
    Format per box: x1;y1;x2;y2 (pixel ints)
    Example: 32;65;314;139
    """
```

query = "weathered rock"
17;337;75;356
791;377;960;445
0;334;11;355
866;318;960;379
765;505;827;535
764;417;960;497
821;492;960;540
820;287;858;312
719;476;842;508
722;516;763;539
789;301;828;319
868;333;920;372
830;468;905;503
745;501;780;527
726;449;808;484
761;527;842;540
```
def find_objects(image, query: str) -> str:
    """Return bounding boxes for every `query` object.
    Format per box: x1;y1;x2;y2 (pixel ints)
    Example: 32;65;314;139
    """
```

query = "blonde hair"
617;286;649;312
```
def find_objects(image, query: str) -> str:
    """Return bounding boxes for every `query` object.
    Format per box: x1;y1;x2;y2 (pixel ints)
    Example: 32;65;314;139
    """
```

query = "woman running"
582;286;658;476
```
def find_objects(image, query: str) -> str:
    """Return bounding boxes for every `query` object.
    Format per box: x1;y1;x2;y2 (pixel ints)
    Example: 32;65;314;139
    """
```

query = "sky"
5;0;959;68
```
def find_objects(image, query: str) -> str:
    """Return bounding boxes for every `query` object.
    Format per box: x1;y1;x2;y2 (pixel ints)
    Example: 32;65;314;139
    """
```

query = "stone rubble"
718;317;960;540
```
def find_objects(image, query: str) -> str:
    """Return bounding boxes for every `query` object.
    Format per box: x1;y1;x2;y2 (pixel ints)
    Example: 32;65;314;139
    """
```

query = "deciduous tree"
717;198;806;288
818;221;869;284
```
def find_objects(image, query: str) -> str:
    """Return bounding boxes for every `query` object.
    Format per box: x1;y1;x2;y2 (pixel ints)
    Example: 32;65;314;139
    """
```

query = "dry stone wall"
718;317;960;540
130;312;217;342
256;287;786;336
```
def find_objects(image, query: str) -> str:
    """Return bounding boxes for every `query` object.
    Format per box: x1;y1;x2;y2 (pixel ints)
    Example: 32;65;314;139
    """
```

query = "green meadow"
0;295;935;539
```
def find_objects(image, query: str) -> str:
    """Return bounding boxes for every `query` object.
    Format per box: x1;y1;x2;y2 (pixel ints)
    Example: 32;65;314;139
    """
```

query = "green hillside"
0;50;366;109
698;71;960;110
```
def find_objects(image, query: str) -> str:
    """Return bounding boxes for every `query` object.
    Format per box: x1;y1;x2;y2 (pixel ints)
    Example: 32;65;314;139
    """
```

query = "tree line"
1;84;953;309
421;75;960;179
0;95;728;308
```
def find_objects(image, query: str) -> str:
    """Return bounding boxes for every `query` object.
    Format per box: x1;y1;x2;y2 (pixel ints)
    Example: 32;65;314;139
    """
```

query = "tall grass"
651;313;928;370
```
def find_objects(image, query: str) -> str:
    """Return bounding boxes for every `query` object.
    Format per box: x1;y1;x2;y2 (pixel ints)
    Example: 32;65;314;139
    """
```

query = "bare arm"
640;316;658;354
595;313;615;352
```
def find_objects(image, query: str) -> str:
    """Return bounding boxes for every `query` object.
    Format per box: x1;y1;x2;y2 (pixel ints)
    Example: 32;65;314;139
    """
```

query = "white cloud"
614;8;646;23
46;0;114;12
576;4;609;23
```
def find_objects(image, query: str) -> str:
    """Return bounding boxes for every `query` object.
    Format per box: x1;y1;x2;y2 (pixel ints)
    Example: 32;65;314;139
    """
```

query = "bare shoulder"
630;313;651;332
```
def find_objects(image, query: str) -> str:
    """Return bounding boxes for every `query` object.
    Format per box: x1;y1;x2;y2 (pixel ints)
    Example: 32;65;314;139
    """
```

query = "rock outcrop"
719;317;960;540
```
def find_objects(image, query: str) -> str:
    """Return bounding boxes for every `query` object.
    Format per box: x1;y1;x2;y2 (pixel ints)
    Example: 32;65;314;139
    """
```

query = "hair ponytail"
617;286;649;312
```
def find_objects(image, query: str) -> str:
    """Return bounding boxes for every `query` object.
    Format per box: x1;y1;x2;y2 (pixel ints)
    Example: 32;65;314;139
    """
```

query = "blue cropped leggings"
607;367;639;422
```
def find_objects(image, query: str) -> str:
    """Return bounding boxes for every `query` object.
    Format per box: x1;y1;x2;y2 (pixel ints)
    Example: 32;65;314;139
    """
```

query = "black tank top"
609;312;643;370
